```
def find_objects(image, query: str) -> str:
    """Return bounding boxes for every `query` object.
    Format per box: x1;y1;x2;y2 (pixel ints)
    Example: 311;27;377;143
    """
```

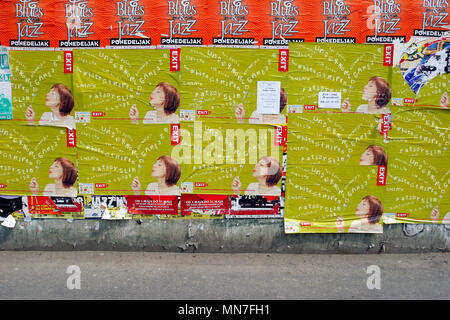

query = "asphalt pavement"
0;251;448;300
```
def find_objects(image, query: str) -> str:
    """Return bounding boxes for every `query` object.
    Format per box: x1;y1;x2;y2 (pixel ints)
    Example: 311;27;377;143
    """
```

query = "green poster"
9;50;74;128
180;47;287;124
384;108;450;224
74;49;180;124
287;42;392;113
285;113;387;233
174;121;284;196
0;122;77;197
77;120;182;196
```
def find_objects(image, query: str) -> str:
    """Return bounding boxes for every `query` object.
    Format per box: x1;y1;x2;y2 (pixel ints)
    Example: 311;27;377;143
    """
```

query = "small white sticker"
257;81;281;114
318;92;341;109
181;182;194;193
75;112;91;123
79;183;94;195
180;109;195;121
284;220;300;233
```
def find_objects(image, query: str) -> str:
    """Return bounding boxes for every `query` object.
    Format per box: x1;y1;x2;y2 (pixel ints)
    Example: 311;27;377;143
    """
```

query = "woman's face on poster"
49;161;63;180
45;88;60;108
360;148;375;165
150;86;165;107
253;158;270;178
362;80;377;101
151;159;166;179
356;199;370;218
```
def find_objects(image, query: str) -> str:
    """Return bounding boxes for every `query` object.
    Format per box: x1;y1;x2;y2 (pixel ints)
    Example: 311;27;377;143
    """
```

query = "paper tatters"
398;36;450;94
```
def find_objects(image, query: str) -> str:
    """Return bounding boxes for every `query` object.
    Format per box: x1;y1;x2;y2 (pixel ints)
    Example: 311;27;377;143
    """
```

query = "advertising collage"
0;0;448;233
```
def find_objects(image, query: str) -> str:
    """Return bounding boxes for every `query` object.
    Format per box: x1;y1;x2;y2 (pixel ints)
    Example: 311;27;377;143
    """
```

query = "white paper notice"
257;81;281;114
318;92;342;109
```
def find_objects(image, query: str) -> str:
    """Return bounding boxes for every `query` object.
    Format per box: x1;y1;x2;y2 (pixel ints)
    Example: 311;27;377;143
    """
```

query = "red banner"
64;51;73;73
27;196;82;215
126;195;179;215
377;165;387;186
278;49;289;71
181;194;229;215
66;128;76;147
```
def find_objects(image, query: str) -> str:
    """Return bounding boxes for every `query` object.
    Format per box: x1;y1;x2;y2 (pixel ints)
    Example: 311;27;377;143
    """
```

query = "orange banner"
361;0;414;43
259;0;311;47
53;0;106;48
208;0;261;46
410;0;450;39
0;1;444;47
308;0;364;44
102;0;156;47
0;0;55;48
151;0;209;46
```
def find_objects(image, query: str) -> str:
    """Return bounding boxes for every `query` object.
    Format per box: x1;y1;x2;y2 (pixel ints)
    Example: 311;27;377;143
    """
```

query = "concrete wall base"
0;219;449;253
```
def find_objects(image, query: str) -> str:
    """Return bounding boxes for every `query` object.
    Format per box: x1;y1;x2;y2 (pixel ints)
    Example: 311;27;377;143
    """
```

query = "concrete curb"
0;219;449;253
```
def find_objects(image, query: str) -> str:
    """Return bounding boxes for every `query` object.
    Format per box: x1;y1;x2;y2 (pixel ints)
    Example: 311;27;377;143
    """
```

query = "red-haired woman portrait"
29;157;77;197
231;156;282;196
129;82;180;124
341;77;392;114
360;145;388;166
336;195;383;233
131;155;181;195
25;84;75;129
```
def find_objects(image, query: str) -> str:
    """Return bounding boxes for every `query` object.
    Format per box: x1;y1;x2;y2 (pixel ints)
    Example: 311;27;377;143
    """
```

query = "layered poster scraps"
0;39;448;230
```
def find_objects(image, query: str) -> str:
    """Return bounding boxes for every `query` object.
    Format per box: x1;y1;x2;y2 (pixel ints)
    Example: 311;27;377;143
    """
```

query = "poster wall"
0;37;448;230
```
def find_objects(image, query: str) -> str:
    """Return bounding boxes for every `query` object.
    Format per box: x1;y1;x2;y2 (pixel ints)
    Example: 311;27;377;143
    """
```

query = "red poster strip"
66;128;77;147
278;49;289;72
171;123;181;145
377;165;387;186
383;44;394;66
64;51;73;73
170;48;181;71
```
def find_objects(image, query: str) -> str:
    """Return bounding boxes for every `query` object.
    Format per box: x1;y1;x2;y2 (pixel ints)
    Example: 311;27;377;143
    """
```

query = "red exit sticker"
194;182;208;187
170;48;181;72
396;213;409;218
377;166;387;186
66;128;76;148
404;98;417;104
171;124;181;145
303;105;317;111
91;111;105;117
383;44;394;66
64;51;73;73
278;49;289;72
300;221;312;227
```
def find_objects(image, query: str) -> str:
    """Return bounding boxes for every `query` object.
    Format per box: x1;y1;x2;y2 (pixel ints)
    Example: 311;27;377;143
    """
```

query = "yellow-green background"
0;122;77;195
287;42;391;110
9;51;73;119
386;108;449;223
180;47;286;121
285;113;387;233
74;49;179;118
